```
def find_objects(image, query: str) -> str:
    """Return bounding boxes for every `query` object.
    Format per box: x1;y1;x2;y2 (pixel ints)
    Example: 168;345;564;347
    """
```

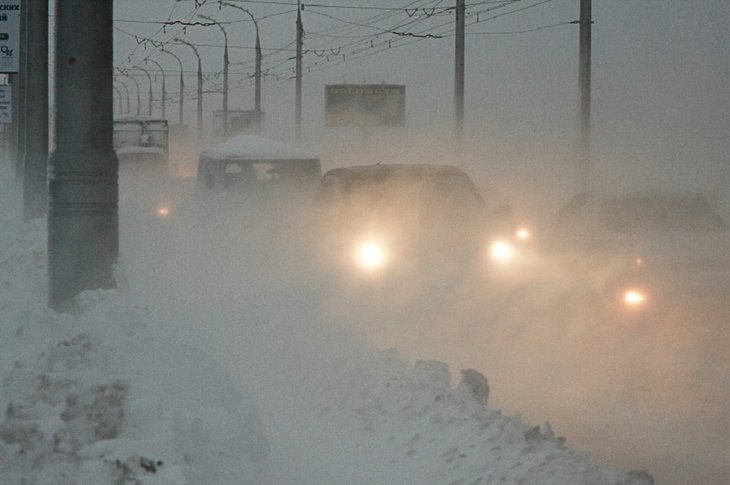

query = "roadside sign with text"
0;0;20;73
0;85;11;123
325;84;405;127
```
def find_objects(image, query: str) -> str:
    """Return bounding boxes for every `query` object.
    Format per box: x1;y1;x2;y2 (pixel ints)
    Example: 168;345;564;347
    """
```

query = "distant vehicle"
113;118;169;166
197;135;321;204
551;192;730;316
310;163;533;284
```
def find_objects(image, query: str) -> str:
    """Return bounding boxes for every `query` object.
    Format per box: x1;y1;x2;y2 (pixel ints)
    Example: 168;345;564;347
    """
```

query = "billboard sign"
212;110;264;138
0;0;20;73
0;85;10;123
325;84;405;127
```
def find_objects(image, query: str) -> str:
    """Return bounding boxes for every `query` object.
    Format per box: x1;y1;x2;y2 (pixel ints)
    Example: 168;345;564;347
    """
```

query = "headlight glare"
489;240;516;264
354;240;388;270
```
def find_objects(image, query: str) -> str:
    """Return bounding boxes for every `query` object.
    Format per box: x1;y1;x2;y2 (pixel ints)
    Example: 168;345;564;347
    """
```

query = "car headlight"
489;240;516;264
354;240;389;271
514;225;531;242
622;288;648;308
157;205;170;218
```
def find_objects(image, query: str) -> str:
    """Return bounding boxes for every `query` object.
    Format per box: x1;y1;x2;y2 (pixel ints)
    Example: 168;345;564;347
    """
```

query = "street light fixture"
146;58;167;120
199;14;229;138
160;47;185;126
114;78;131;115
134;66;153;117
113;85;123;116
174;37;203;140
222;1;262;131
117;69;141;116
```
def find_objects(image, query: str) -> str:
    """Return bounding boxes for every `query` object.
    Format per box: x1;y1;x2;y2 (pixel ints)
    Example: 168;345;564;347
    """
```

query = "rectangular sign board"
0;0;20;73
325;84;405;127
212;109;264;138
0;85;11;123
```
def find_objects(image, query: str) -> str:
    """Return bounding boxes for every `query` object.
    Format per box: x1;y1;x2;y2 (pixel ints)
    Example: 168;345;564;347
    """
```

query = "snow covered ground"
0;162;655;484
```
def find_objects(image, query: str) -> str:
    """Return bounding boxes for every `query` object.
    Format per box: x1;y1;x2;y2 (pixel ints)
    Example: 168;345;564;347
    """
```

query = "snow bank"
0;173;653;484
0;220;269;484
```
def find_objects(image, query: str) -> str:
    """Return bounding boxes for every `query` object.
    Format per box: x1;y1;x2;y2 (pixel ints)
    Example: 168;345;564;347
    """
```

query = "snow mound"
0;225;269;485
0;291;269;485
270;345;654;485
0;202;653;484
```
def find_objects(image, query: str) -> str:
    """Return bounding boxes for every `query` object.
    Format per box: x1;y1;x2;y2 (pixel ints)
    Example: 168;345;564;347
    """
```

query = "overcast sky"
111;0;730;208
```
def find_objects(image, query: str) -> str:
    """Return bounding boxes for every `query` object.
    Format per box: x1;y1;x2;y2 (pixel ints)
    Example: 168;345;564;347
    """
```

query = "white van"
197;135;321;199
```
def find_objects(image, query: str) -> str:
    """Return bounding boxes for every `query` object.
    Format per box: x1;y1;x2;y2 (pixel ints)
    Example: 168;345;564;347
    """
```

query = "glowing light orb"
489;240;515;263
623;289;648;307
515;226;531;241
356;242;387;270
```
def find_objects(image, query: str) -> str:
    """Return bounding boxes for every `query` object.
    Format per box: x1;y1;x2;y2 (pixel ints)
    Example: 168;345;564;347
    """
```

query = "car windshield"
317;169;486;225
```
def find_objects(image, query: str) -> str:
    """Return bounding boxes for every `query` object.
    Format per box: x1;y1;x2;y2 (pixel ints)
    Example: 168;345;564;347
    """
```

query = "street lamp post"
114;79;131;115
161;48;185;126
134;66;153;117
118;70;141;115
113;85;123;116
199;14;229;138
222;2;262;131
175;38;203;140
146;58;166;120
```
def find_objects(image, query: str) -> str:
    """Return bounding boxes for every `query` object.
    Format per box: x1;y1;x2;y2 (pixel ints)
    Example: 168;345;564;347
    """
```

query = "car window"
316;170;485;229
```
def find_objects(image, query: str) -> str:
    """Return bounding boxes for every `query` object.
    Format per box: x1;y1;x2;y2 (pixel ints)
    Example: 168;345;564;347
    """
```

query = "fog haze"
31;1;730;484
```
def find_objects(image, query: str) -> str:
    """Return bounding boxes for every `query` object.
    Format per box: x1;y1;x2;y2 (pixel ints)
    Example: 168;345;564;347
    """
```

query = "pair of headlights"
353;225;534;272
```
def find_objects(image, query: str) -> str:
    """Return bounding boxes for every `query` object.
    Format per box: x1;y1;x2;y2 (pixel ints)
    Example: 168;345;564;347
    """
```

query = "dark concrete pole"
113;85;123;116
254;31;261;127
161;48;184;126
578;0;592;193
175;38;203;140
146;58;166;120
14;0;27;179
199;15;228;138
454;0;465;157
222;2;262;131
22;0;48;221
295;4;303;143
120;71;141;116
48;0;118;310
135;66;153;117
114;78;131;115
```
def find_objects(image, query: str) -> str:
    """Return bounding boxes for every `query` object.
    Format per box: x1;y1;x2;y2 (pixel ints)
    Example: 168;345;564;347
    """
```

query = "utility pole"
14;0;27;180
146;59;166;120
578;0;592;194
176;38;203;141
22;0;48;221
161;48;185;127
114;78;132;115
135;66;153;117
119;70;141;116
199;15;228;138
295;1;303;143
8;0;26;180
48;0;118;310
113;85;123;116
221;2;262;132
454;0;465;159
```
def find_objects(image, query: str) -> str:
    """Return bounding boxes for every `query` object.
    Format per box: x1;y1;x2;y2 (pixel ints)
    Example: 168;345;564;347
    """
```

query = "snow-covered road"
116;170;728;484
